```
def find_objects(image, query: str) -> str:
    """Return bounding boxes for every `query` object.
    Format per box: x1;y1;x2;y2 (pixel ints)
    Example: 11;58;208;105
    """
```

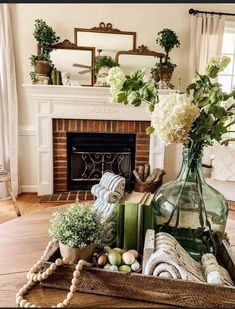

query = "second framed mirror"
115;45;165;76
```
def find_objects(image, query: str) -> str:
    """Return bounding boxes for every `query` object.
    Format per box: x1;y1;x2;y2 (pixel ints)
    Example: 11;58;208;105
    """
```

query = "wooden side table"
0;170;21;216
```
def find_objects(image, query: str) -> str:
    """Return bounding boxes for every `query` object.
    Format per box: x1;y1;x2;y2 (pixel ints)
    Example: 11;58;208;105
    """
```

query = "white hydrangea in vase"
106;56;235;261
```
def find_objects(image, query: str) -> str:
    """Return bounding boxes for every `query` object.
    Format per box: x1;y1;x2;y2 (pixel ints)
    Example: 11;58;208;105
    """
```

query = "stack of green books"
116;191;154;252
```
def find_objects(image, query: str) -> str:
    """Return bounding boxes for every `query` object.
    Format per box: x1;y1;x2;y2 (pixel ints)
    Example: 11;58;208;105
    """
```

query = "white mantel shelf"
23;84;173;122
23;84;173;195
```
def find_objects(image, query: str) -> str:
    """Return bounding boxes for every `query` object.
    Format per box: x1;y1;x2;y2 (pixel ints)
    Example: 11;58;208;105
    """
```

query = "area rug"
39;191;95;203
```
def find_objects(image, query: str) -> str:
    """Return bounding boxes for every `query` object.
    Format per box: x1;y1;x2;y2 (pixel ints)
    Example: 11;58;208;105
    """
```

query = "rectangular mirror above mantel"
23;83;175;195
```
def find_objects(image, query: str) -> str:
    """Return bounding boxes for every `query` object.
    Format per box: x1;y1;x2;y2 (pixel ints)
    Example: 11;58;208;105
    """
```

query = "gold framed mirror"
115;45;165;76
74;22;136;58
50;39;95;86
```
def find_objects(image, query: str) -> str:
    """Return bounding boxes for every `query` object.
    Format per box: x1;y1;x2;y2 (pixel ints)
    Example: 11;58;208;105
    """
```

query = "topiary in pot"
155;28;180;83
29;19;60;83
49;203;104;263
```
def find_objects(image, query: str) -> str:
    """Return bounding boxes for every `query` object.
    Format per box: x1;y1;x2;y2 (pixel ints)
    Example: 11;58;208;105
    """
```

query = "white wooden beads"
15;238;90;308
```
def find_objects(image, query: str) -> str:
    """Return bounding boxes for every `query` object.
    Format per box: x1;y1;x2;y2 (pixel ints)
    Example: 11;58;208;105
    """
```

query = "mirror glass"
117;54;158;75
74;23;136;58
116;46;164;75
50;40;95;86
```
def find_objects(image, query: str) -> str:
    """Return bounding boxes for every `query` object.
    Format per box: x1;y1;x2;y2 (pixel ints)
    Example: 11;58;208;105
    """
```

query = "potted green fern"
155;28;180;83
30;19;60;82
49;203;103;263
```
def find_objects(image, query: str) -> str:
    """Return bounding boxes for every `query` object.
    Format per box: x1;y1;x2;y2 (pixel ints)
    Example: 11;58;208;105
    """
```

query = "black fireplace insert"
67;132;136;191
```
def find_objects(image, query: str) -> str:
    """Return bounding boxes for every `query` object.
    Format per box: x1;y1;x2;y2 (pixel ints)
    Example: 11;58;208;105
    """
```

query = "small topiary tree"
156;28;180;64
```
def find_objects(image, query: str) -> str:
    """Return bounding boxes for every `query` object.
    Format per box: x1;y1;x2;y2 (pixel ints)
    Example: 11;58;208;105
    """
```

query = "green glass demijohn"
151;142;228;261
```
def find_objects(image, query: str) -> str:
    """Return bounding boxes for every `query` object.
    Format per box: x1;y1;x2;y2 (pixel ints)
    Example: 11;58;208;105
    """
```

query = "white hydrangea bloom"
106;66;126;92
127;91;139;104
151;93;200;145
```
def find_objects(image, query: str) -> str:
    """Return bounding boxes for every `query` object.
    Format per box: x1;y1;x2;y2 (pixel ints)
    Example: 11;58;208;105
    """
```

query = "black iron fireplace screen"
67;132;136;190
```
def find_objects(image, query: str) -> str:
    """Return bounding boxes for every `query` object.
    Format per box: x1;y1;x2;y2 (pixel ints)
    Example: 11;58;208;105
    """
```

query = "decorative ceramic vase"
59;242;96;264
94;66;110;87
151;143;228;261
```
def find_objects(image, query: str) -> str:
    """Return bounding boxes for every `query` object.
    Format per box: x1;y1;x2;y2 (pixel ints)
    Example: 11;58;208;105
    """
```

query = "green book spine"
116;203;124;248
143;202;154;240
123;201;138;250
137;203;144;253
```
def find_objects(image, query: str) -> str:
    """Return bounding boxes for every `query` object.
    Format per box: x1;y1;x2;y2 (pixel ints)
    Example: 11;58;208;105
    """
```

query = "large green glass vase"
151;143;228;261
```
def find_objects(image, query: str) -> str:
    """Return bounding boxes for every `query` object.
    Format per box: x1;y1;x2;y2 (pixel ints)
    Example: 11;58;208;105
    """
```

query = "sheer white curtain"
189;13;225;82
0;4;18;197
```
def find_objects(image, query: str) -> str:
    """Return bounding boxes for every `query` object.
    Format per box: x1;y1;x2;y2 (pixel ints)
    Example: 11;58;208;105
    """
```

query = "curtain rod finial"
189;8;197;15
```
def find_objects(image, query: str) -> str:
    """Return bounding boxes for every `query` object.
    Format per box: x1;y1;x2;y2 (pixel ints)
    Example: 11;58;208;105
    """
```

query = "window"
218;21;235;144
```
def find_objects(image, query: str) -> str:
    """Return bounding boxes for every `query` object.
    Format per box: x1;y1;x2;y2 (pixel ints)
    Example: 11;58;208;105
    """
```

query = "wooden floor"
0;193;73;224
1;193;235;224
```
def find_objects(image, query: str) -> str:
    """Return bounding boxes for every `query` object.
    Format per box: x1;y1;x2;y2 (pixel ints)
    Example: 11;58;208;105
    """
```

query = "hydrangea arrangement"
106;67;157;111
106;56;235;150
49;203;104;248
106;56;235;258
151;93;200;145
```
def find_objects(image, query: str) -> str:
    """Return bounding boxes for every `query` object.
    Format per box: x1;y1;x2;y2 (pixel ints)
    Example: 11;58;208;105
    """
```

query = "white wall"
10;3;235;192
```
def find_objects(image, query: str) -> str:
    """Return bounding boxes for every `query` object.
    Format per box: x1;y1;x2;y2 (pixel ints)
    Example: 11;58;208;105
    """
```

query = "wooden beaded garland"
15;238;92;308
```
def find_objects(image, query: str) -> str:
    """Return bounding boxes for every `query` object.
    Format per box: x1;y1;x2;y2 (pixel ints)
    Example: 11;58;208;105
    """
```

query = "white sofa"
203;144;235;210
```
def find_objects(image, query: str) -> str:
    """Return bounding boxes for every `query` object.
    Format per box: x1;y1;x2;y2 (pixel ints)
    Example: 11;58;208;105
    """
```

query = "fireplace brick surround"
53;119;150;194
24;85;169;196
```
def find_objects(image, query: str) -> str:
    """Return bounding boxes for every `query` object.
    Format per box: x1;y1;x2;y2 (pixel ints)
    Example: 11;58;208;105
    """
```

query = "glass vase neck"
177;144;205;184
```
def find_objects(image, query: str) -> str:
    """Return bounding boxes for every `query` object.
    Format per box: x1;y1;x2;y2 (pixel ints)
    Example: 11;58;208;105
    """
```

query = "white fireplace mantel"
24;84;173;195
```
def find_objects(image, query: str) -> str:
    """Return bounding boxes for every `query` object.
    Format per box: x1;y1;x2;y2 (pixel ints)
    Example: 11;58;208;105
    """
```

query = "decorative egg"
103;246;112;253
108;250;122;266
131;260;140;271
97;254;108;266
119;265;131;273
127;249;139;259
110;265;118;271
103;263;111;270
122;252;135;265
113;248;122;253
119;249;127;255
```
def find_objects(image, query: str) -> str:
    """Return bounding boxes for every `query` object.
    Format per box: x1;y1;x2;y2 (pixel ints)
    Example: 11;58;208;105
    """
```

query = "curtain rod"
189;8;235;17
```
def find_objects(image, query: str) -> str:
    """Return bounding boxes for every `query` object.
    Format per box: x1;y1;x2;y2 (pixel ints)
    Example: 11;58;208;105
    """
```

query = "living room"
0;2;235;308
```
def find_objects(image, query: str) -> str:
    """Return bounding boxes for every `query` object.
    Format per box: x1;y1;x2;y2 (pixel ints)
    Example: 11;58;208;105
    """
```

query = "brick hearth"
53;119;150;197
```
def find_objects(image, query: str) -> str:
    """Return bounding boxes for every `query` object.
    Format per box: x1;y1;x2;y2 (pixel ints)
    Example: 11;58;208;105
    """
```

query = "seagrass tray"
41;240;235;308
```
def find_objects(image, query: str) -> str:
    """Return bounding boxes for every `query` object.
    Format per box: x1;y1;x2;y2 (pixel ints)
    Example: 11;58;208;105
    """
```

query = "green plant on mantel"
154;28;180;82
94;56;119;74
156;28;180;65
48;203;104;248
29;19;60;83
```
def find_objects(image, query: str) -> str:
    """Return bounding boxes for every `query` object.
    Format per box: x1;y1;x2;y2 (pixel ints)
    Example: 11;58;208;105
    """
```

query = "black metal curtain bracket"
189;8;235;17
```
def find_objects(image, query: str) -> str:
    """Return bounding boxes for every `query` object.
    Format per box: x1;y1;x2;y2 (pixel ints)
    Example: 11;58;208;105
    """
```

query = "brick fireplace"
24;85;168;196
53;119;150;195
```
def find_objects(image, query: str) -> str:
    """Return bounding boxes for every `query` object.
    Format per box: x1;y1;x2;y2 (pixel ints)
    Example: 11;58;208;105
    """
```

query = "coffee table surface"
0;205;234;307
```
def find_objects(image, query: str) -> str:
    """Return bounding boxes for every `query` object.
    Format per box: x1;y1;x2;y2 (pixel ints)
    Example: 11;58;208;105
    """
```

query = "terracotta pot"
59;242;96;264
159;64;174;81
34;60;51;76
